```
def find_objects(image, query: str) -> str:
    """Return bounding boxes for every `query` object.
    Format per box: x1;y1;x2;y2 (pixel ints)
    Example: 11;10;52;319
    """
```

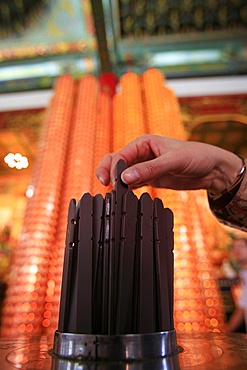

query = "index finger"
96;153;115;186
96;135;158;186
110;138;157;184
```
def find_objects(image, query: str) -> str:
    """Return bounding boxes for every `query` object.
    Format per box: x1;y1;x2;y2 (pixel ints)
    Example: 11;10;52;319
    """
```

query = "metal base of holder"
52;330;181;365
0;332;246;370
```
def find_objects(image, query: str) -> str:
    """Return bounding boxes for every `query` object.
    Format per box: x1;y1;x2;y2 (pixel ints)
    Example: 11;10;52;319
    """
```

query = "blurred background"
0;0;247;337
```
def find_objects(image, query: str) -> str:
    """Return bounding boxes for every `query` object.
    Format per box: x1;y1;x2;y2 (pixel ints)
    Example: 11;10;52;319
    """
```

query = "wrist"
209;154;244;196
208;154;246;208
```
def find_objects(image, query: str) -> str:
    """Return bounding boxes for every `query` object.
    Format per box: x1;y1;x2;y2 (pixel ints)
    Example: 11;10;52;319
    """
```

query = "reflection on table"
0;332;246;370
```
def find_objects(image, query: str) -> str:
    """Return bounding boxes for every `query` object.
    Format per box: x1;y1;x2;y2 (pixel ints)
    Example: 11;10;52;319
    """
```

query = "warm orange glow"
1;70;226;337
42;319;50;328
92;90;113;195
1;75;75;336
112;68;225;334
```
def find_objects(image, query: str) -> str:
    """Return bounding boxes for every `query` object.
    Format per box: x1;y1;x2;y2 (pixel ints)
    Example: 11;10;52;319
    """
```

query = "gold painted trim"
184;113;247;133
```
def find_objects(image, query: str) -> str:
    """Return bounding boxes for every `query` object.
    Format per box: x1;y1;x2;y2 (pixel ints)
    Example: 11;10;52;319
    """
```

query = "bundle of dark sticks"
58;160;174;335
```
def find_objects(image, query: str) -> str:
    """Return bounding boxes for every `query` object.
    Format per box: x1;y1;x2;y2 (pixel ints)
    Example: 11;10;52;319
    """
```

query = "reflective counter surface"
0;332;246;369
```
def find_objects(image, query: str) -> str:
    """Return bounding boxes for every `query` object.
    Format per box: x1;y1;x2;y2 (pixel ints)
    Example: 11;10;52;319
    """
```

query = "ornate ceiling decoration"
0;0;49;38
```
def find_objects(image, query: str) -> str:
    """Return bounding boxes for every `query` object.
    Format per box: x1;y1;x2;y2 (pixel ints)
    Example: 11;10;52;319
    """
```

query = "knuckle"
144;161;156;178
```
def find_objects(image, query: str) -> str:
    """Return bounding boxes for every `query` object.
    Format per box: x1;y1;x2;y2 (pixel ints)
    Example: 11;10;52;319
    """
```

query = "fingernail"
98;176;105;185
122;169;140;184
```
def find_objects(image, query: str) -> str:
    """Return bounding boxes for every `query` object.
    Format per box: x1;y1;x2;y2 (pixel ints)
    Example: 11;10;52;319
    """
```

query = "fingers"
96;151;131;185
96;135;156;186
96;135;194;188
96;153;114;186
109;135;161;182
121;158;159;186
96;135;173;187
120;153;181;187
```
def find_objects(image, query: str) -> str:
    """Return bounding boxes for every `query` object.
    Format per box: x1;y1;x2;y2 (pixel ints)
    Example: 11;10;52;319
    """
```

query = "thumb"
121;159;163;185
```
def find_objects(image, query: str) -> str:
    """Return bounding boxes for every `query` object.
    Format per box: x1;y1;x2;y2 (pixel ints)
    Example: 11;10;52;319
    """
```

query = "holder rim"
52;329;180;362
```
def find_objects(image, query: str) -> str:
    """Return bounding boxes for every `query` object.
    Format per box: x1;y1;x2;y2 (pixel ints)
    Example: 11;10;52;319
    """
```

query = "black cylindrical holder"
53;160;180;368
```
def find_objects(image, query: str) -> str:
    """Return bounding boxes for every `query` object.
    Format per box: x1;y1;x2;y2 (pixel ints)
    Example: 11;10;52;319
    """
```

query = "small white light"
8;160;16;168
14;153;22;161
3;152;29;169
26;185;34;198
4;153;14;163
22;160;29;169
15;162;23;170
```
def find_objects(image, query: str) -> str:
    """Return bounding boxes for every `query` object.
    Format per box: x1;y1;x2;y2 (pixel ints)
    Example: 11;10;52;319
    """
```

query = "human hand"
96;134;242;195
